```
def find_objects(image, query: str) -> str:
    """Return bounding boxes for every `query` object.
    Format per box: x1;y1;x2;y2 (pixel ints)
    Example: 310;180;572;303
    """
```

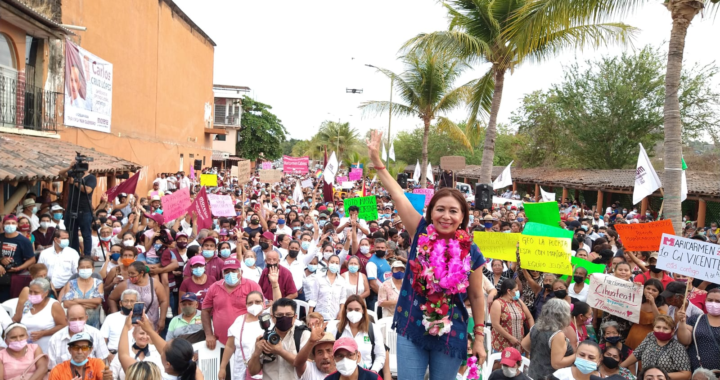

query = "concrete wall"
60;0;214;196
213;128;237;154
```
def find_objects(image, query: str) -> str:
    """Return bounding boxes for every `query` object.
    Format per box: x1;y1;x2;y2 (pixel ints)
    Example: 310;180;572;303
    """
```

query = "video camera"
69;152;94;178
259;313;280;363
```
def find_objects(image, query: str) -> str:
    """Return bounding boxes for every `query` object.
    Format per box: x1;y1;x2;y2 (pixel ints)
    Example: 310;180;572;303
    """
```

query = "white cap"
51;205;64;211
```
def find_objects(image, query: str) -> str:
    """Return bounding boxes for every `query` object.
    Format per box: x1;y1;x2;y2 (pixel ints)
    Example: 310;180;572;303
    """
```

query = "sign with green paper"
524;201;561;227
343;195;379;222
560;256;607;284
522;222;574;240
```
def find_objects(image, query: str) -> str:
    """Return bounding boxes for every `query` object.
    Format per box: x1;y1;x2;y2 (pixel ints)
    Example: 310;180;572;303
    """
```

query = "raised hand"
365;130;384;167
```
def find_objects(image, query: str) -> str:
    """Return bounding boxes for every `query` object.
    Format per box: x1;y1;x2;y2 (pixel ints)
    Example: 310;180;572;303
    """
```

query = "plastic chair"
2;298;18;317
192;340;225;380
385;324;398;377
484;327;491;355
367;310;378;323
376;317;393;338
295;300;309;326
483;352;502;380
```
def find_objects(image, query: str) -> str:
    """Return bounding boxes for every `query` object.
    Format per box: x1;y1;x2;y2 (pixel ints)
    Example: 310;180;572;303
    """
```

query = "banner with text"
344;195;378;222
259;169;283;183
613;219;675;251
658;233;720;283
189;187;212;230
282;156;309;174
336;176;348;184
587;273;642;324
64;39;114;133
518;235;572;275
413;189;435;206
473;232;520;262
262;162;273;170
207;194;235;217
161;188;191;222
237;160;251;184
349;168;363;181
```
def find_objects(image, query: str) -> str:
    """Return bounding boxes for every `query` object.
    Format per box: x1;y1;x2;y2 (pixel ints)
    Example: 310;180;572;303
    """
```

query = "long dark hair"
498;278;517;299
642;278;666;307
165;338;196;380
424;188;469;231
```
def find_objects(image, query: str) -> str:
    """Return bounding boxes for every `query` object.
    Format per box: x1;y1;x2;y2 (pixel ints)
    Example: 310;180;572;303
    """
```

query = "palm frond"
358;101;417;119
401;31;492;64
465;69;495;128
436;116;473;150
524;22;639;63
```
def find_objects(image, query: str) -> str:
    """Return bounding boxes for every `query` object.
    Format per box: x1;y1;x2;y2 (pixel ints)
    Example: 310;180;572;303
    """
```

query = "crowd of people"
1;132;719;380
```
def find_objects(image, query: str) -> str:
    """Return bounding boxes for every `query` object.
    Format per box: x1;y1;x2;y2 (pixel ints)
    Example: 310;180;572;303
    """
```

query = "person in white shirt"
337;207;370;239
178;171;191;189
275;218;292;236
219;291;265;380
101;289;138;355
325;295;385;373
47;305;109;369
20;198;40;232
49;204;67;230
110;323;163;380
280;240;317;301
38;229;80;292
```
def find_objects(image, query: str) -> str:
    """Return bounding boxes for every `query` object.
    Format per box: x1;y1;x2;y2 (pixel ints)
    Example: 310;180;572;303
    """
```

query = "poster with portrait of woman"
64;39;113;133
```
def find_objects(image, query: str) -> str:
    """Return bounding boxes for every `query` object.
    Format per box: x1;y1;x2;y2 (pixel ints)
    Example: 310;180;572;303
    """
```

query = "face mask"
53;213;63;220
574;276;585;284
319;220;327;227
307;264;317;273
554;290;567;299
4;225;17;234
202;250;215;258
110;253;121;262
121;258;135;267
706;302;720;316
604;336;622;345
517;218;524;223
335;357;357;377
598;232;605;237
543;283;552;290
323;251;333;260
392;271;404;280
375;250;386;258
175;241;188;249
277;219;285;225
28;294;44;304
513;290;520;300
653;331;673;341
244;258;256;267
328;263;340;274
220;249;231;258
501;366;517;377
224;272;239;286
70;358;89;367
69;320;86;333
181;306;197;316
288;250;299;259
192;267;205;277
300;241;311;251
484;222;493;229
574;357;597;374
348;265;359;273
247;304;263;316
648;265;663;274
78;269;93;280
293;226;301;231
304;223;313;229
332;221;340;227
259;242;270;250
274;315;294;332
59;239;70;249
360;246;370;254
40;222;49;229
250;219;259;225
8;340;28;351
602;356;619;369
123;240;135;247
347;311;363;324
153;243;162;251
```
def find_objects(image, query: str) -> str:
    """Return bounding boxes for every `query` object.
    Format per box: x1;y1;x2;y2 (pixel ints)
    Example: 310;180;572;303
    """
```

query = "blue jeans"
396;335;462;380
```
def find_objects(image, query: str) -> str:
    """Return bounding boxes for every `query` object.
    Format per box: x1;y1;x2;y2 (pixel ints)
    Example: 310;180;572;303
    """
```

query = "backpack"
335;322;376;364
293;324;310;353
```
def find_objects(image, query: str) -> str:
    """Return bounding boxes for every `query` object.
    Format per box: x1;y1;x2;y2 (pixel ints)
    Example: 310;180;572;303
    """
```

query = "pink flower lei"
466;356;480;379
410;224;473;336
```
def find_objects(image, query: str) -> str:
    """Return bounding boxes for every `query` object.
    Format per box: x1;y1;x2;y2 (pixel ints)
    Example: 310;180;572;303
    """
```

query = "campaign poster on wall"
64;39;113;133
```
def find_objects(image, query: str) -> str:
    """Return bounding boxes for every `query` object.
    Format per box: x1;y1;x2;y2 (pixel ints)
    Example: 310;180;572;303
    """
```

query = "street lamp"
365;64;393;169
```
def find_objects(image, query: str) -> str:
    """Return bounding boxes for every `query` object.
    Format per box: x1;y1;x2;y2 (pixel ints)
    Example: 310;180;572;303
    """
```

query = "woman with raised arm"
366;130;487;380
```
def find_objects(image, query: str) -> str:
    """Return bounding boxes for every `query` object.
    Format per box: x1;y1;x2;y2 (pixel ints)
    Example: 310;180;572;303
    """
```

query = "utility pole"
366;64;393;169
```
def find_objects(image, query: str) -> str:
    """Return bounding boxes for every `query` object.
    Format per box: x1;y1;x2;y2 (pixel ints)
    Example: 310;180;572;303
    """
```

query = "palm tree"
342;151;369;171
315;121;361;163
404;0;637;187
360;48;475;188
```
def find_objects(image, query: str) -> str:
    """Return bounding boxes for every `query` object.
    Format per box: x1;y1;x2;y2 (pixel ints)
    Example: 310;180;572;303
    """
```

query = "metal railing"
0;72;61;132
214;114;240;126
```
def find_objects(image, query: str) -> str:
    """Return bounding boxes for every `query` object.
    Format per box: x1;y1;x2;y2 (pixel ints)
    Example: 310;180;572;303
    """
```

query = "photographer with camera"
59;156;97;258
247;298;311;380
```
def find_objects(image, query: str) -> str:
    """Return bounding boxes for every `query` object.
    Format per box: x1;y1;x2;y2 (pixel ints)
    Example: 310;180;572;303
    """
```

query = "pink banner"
262;162;272;170
189;187;212;230
207;194;236;217
349;168;363;181
336;176;348;184
282;155;309;174
413;188;435;205
161;188;191;222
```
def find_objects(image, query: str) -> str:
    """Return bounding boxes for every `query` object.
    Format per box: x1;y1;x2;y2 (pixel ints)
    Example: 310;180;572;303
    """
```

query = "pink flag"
106;172;140;201
190;166;196;180
189;187;212;230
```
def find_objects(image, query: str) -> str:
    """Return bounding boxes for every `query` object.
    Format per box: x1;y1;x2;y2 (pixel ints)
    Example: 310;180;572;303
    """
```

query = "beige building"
211;84;249;168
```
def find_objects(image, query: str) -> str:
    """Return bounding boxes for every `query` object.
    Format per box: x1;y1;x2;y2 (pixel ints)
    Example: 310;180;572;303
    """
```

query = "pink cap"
500;347;522;367
333;337;358;354
261;231;275;242
223;258;241;270
3;214;18;223
144;213;165;225
188;256;206;267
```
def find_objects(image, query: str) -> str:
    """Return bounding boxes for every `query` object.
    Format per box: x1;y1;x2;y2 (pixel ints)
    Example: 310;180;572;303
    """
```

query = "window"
0;33;18;127
0;34;16;69
214;134;226;141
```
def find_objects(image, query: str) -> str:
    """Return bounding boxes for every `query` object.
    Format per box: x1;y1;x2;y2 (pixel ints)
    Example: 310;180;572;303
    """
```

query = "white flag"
324;152;339;185
381;143;388;162
371;175;376;183
293;180;303;203
681;157;688;202
632;143;662;205
492;161;513;189
427;162;434;183
389;142;395;161
414;160;421;180
540;187;556;202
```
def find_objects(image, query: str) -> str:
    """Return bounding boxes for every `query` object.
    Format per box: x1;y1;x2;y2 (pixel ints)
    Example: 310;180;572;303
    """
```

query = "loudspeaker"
475;183;493;210
397;173;408;189
194;160;202;170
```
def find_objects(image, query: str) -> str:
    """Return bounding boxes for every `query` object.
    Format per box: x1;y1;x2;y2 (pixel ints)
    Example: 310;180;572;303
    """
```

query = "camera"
69;152;94;178
259;313;280;363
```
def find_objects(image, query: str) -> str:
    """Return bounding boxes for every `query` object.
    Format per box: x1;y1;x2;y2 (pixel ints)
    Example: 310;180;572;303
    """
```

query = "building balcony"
0;72;61;133
214;114;240;127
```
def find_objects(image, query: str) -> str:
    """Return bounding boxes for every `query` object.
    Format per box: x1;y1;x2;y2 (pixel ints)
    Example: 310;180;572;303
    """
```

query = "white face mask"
346;311;363;324
247;304;263;316
335;357;357;377
123;240;135;247
502;365;517;377
359;246;370;254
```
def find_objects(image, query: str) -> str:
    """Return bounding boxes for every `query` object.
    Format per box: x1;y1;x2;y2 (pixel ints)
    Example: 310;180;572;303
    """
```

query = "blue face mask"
580;225;588;231
244;258;256;267
574;357;597;374
293;227;301;231
301;241;311;251
110;253;121;262
53;213;63;220
220;249;231;258
348;265;359;273
153;243;162;251
224;272;239;286
328;263;340;274
277;219;285;225
305;223;313;228
392;271;405;280
517;218;524;222
4;225;17;234
202;250;215;258
70;358;89;366
484;222;493;229
513;290;520;300
307;264;317;273
192;267;205;277
319;220;327;227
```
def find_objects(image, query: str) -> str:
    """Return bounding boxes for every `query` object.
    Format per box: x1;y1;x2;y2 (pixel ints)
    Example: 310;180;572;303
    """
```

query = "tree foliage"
237;96;287;161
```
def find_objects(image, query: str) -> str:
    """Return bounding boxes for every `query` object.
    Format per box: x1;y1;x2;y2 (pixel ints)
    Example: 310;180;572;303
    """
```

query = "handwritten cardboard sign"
473;232;520;262
237;160;251;184
336;176;348;184
518;235;572;275
349;168;363;181
587;273;642;324
161;188;191;222
341;181;355;189
413;188;434;206
301;179;313;188
230;165;238;177
613;219;675;251
262;162;273;170
523;201;561;227
657;233;720;283
200;174;217;187
343;195;378;222
259;169;283;183
440;156;466;171
207;194;235;217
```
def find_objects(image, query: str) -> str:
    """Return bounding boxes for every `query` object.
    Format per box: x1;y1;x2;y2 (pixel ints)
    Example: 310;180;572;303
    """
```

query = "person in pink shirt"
201;257;263;351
